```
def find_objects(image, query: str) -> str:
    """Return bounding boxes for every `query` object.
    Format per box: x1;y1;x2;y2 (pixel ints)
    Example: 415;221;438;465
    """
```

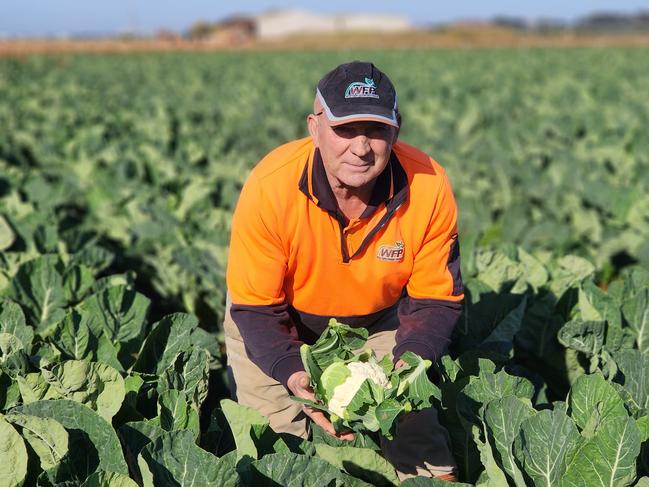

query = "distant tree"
492;16;527;31
187;21;216;40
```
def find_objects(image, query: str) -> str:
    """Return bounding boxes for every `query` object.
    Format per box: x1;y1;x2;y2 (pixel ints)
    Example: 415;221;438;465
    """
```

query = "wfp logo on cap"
345;78;379;99
377;240;404;262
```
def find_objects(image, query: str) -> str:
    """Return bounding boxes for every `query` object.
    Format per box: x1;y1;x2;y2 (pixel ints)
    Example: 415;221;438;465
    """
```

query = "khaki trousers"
223;297;457;480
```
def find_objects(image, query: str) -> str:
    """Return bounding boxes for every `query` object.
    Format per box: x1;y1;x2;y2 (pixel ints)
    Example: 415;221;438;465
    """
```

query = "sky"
2;0;648;37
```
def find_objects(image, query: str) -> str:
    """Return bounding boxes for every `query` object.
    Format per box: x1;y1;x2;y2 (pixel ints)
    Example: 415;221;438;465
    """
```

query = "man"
225;61;463;481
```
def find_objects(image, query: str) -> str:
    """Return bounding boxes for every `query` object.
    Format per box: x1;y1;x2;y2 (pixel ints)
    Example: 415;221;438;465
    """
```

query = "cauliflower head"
327;361;390;418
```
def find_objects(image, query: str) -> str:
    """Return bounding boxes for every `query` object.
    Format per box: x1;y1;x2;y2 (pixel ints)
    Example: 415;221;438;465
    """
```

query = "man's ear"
393;112;402;142
307;113;319;147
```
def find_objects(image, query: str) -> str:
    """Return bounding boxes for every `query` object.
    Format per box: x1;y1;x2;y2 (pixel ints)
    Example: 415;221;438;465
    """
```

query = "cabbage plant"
295;319;439;439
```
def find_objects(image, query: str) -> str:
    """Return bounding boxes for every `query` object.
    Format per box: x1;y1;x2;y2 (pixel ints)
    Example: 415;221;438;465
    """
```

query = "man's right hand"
287;370;354;441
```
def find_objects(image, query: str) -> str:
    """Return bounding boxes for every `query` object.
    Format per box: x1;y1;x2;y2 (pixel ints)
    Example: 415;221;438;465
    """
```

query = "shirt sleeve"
226;172;304;387
394;171;464;363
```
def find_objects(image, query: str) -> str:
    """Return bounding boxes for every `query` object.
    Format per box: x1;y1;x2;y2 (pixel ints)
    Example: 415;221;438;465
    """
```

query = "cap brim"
316;90;399;128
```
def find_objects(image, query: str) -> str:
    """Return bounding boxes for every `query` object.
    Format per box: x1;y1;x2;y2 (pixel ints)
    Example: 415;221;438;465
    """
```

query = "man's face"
308;109;398;191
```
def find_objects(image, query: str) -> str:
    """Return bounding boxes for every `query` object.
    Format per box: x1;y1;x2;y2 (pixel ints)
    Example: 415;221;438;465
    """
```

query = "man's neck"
327;175;377;221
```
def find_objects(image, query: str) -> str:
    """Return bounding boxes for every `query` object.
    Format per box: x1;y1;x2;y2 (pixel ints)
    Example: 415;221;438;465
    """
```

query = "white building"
253;9;412;39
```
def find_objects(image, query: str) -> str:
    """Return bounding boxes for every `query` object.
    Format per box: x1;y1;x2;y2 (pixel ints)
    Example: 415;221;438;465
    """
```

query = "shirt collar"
299;147;406;218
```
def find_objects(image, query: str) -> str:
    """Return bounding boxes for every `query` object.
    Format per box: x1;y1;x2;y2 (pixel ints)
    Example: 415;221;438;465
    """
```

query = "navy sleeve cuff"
271;354;305;389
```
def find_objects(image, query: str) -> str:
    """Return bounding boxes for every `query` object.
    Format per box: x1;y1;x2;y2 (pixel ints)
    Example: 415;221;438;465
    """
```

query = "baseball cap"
316;61;399;128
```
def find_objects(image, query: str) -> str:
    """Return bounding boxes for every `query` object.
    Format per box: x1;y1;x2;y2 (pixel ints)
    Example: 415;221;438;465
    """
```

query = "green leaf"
118;420;165;481
246;451;362;486
157;348;210;407
568;374;628;431
132;313;197;375
80;471;139;487
375;399;405;438
400;478;473;486
622;289;649;353
15;399;128;480
51;312;92;361
480;295;527;356
310;423;381;451
483;396;534;486
301;318;368;374
77;285;151;366
615;349;649;413
0;332;30;376
472;422;510;486
636;415;649;442
394;351;439;409
40;360;125;421
562;415;640;487
0;299;33;351
315;443;399;486
158;389;200;436
458;369;534;429
220;398;282;460
138;430;240;486
513;407;580;487
5;413;69;474
0;214;15;251
8;255;67;332
549;256;595;299
578;281;622;328
557;320;605;356
0;416;28;487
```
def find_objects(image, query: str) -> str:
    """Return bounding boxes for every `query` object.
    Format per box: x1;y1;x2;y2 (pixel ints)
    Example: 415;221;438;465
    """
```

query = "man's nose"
350;134;371;157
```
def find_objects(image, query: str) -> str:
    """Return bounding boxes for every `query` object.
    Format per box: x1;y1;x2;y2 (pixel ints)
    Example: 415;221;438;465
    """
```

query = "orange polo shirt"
227;137;463;386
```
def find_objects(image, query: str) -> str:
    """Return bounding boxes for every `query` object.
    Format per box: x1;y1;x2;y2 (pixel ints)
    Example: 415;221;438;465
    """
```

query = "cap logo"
377;240;404;262
345;78;379;99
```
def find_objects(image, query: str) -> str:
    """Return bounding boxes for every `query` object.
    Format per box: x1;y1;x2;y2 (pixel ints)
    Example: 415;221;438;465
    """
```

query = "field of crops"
1;48;649;486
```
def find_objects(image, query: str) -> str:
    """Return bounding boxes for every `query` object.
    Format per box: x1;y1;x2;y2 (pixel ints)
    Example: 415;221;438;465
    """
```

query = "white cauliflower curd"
327;361;390;417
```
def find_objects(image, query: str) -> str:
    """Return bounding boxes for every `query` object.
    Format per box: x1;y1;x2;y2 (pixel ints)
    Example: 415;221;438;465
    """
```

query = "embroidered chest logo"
377;240;404;262
345;78;379;99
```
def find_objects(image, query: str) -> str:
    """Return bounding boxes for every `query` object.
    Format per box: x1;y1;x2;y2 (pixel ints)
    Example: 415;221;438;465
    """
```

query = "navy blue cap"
316;61;399;128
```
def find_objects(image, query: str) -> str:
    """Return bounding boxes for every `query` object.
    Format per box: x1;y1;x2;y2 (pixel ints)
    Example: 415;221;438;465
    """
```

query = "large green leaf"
578;281;622;329
38;360;125;421
5;413;69;474
483;395;534;486
0;299;33;352
157;348;210;407
315;443;399;487
0;332;30;376
219;398;285;460
8;255;67;332
246;451;365;486
479;295;527;356
51;312;92;361
0;416;28;487
615;349;649;413
80;471;139;487
76;285;150;365
557;320;605;356
562;415;640;487
394;351;439;409
0;214;15;251
400;478;473;486
514;407;580;487
158;389;200;436
622;289;649;353
568;374;628;431
457;368;534;429
15;399;128;481
138;430;241;486
132;313;197;375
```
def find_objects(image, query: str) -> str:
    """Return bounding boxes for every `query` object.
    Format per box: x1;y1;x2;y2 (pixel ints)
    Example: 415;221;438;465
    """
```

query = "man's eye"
334;126;355;137
369;126;390;137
